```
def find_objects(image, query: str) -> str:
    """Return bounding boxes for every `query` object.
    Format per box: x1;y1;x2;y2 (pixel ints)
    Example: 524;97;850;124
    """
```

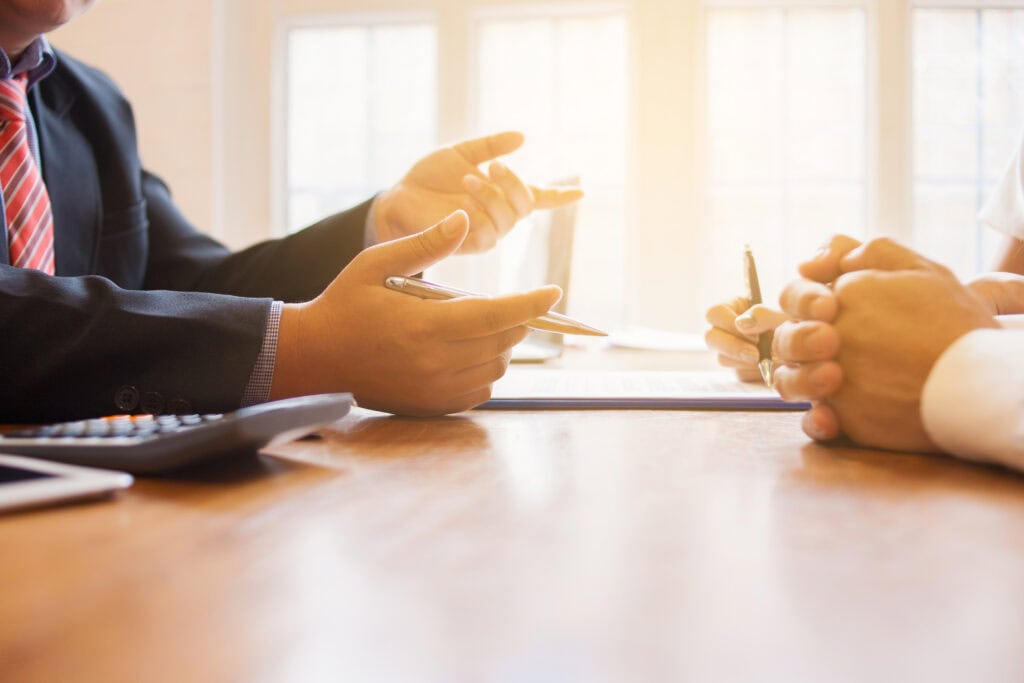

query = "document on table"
481;369;810;410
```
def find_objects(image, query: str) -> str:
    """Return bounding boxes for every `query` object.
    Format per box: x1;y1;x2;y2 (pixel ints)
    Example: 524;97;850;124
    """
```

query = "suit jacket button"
141;391;165;415
114;385;140;412
166;398;193;415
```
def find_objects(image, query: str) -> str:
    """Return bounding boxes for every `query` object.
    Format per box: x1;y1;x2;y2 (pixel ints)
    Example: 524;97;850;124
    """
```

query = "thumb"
358;210;469;279
734;304;789;335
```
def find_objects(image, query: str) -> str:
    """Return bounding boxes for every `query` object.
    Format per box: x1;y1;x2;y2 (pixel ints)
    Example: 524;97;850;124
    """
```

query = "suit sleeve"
5;51;377;422
141;172;372;302
0;265;272;422
0;180;373;421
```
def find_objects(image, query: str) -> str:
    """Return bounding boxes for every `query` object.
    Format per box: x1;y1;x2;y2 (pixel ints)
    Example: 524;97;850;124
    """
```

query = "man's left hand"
373;131;584;254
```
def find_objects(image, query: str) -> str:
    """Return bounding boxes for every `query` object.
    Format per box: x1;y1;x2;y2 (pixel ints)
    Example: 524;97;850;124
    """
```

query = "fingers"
778;279;838;321
452;354;512;390
705;296;769;369
530;185;585;209
463;160;567;240
454;131;525;164
802;403;842;442
435;350;517;414
734;366;765;383
839;236;947;274
358;210;469;278
705;296;751;332
459;200;500;252
772;320;840;363
798;234;862;283
706;328;759;366
489;161;534;219
735;304;790;334
448;326;531;367
436;386;495;415
463;173;519;237
437;286;562;340
773;360;842;402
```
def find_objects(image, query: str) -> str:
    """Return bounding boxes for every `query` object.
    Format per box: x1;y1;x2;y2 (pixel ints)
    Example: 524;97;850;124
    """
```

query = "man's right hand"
269;210;561;416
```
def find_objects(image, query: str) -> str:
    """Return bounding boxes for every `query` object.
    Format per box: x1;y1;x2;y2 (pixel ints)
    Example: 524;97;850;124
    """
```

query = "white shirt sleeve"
920;327;1024;470
979;132;1024;240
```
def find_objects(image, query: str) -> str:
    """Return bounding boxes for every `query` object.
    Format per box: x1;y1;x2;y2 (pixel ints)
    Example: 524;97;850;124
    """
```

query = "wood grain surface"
2;350;1023;682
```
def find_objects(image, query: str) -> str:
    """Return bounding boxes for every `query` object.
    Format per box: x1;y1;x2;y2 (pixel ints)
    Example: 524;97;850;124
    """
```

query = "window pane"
705;7;866;306
447;9;628;327
913;9;1024;275
286;21;437;232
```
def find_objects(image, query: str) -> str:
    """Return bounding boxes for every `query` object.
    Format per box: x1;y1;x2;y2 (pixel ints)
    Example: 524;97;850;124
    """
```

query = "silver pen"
743;245;775;386
384;276;608;337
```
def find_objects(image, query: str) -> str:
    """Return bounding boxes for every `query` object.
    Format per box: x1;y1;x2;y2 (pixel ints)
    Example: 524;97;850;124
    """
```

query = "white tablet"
0;453;133;514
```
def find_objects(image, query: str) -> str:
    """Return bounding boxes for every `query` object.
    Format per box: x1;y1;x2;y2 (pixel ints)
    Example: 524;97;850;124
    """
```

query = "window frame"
261;0;1024;331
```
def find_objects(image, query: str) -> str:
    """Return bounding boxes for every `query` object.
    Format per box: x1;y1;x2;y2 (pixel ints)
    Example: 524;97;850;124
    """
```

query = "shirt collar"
0;37;57;88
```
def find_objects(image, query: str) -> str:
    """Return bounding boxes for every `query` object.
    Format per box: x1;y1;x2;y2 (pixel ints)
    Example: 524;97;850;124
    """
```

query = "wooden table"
3;349;1024;682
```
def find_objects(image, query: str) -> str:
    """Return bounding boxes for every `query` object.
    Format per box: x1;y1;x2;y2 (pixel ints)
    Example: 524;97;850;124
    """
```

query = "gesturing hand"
772;236;998;452
270;211;562;416
373;131;584;254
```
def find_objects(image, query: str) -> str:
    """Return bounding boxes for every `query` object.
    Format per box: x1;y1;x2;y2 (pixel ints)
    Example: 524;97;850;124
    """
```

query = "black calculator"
0;393;355;473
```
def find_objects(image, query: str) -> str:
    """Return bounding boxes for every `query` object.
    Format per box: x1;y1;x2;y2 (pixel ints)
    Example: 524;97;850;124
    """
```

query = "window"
285;17;437;232
914;7;1024;275
705;4;867;306
466;6;629;326
272;1;1024;333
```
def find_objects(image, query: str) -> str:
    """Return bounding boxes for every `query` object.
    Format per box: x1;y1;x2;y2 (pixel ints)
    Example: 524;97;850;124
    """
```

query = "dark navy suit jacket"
0;51;370;421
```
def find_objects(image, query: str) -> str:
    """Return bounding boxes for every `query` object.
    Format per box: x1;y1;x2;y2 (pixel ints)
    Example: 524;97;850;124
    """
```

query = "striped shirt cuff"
241;301;283;407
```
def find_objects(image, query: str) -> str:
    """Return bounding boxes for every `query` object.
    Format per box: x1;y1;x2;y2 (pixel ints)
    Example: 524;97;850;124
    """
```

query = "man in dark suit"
0;0;582;421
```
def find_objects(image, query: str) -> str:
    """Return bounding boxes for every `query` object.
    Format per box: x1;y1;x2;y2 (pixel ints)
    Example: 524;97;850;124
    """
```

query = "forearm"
143;169;374;301
0;268;271;421
992;236;1024;275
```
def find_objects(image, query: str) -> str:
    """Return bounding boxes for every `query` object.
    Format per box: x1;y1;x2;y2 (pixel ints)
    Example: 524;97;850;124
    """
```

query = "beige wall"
50;0;225;240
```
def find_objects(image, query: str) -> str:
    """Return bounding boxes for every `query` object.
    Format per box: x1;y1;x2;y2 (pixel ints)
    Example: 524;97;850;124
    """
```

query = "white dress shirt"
918;141;1024;469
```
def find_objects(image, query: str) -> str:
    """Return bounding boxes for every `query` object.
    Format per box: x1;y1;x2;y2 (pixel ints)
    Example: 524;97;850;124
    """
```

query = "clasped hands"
707;236;1016;452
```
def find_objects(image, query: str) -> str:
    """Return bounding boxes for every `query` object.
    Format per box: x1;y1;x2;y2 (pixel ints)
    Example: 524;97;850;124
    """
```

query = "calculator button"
179;415;202;426
59;421;87;437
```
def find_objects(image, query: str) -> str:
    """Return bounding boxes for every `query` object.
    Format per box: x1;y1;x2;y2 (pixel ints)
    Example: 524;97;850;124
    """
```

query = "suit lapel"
31;75;101;276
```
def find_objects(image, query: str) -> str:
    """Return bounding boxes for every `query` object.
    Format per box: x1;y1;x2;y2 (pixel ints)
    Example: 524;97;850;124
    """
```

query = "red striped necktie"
0;73;54;274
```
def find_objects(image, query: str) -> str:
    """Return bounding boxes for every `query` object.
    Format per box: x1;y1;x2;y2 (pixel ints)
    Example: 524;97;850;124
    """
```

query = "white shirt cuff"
921;328;1024;470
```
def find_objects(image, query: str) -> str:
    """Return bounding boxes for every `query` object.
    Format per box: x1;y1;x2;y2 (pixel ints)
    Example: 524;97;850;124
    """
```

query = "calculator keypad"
8;414;225;439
